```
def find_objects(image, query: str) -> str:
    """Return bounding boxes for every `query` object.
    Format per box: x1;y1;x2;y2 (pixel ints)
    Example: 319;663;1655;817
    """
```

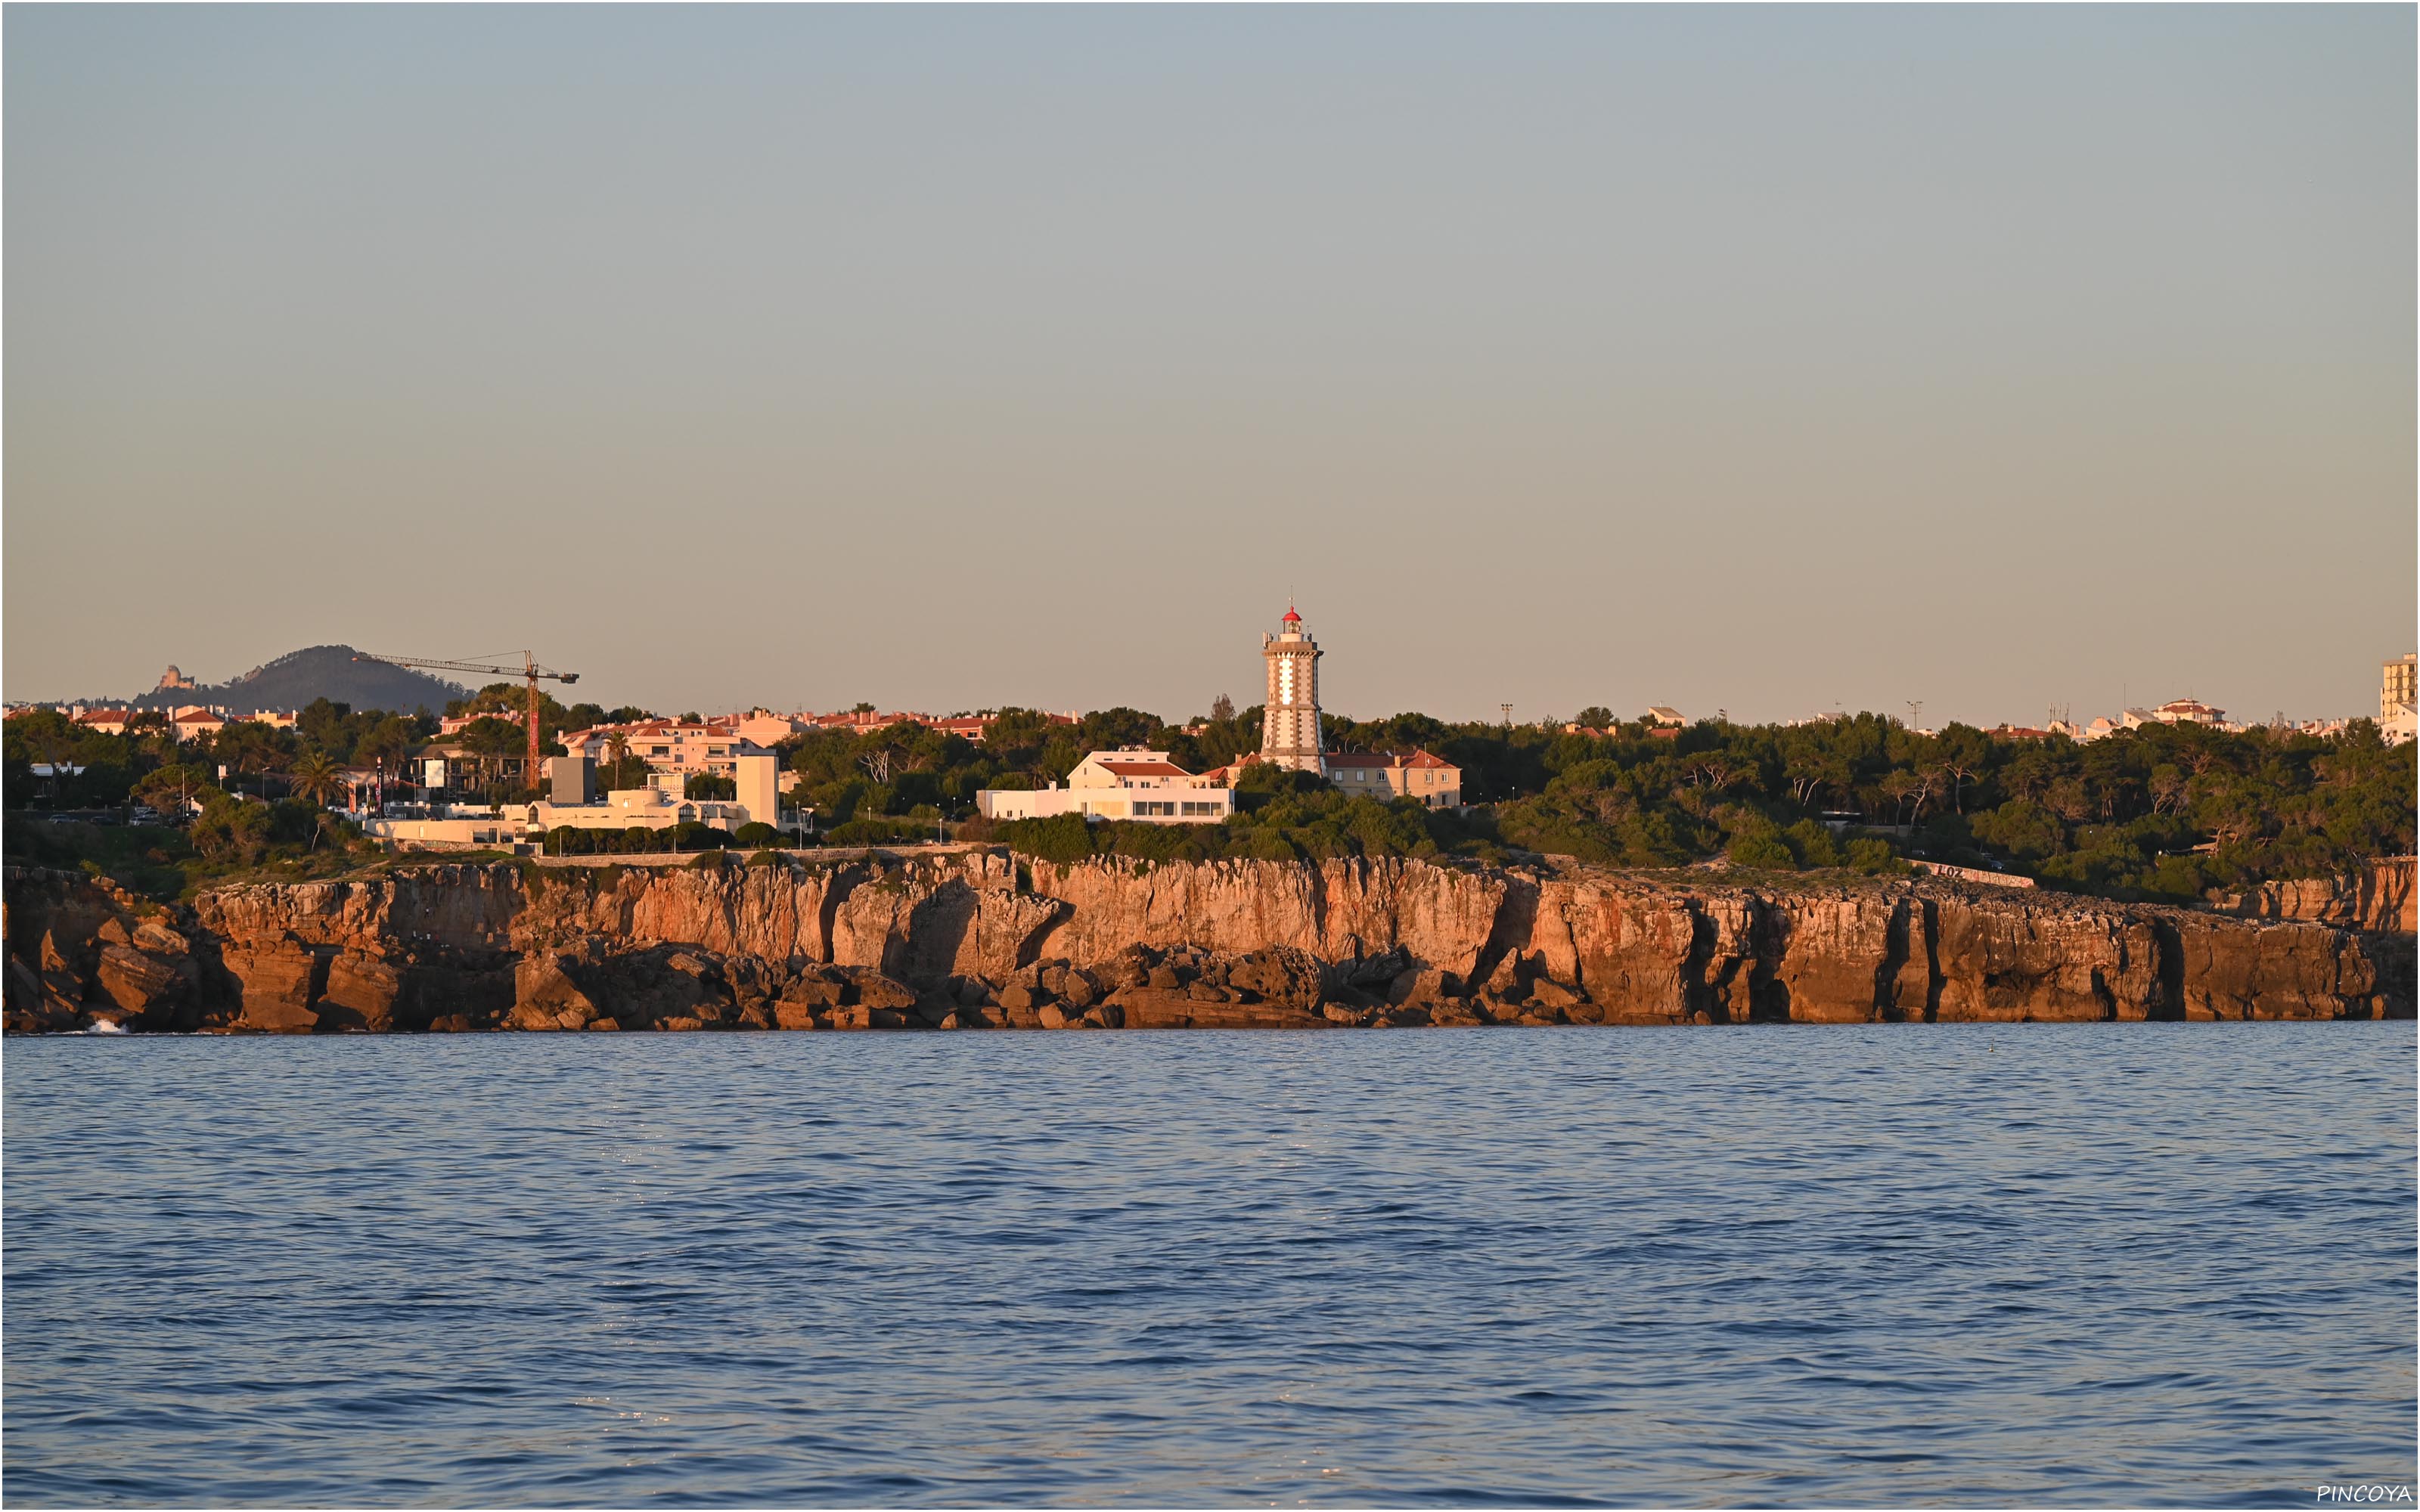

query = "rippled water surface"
6;1026;2414;1506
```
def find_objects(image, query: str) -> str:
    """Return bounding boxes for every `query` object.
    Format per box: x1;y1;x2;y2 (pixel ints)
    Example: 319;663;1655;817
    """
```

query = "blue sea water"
4;1025;2413;1507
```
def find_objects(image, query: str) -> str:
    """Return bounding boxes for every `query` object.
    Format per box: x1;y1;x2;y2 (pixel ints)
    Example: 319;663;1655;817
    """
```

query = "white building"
2152;698;2225;727
725;711;807;747
560;719;771;780
2382;655;2416;745
977;749;1235;824
366;753;785;848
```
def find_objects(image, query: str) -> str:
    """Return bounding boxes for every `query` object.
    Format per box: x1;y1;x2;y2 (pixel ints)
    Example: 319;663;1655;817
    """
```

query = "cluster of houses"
2043;681;2411;745
437;706;1053;745
365;749;790;851
6;703;260;742
375;612;1475;847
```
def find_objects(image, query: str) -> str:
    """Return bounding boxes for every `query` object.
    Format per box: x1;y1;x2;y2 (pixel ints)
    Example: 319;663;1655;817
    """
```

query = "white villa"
976;748;1236;824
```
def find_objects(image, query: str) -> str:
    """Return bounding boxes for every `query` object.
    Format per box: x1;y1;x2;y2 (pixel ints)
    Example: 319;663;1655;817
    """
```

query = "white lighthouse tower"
1259;606;1326;776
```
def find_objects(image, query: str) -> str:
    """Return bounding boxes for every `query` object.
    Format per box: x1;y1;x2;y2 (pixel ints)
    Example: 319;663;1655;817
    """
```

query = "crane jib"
354;652;582;790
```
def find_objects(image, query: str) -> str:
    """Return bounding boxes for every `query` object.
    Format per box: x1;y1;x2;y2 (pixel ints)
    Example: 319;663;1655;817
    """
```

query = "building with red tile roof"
977;748;1235;824
1323;748;1462;807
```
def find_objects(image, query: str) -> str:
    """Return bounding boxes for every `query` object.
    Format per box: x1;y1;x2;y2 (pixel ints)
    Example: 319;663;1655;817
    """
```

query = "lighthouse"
1259;606;1326;776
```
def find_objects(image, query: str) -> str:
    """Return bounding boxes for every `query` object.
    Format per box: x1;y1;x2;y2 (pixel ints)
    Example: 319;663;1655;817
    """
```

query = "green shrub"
1782;819;1841;869
1844;837;1901;873
1727;832;1797;869
821;816;937;847
996;812;1096;864
669;820;723;850
1239;828;1300;862
1972;801;2067;862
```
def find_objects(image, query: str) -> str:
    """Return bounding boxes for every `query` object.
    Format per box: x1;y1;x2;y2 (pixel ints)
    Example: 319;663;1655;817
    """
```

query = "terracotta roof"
1097;761;1189;777
172;709;224;724
1324;748;1456;770
624;720;724;737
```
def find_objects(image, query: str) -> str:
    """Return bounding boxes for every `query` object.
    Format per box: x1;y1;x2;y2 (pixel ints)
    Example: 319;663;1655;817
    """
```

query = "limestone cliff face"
2214;857;2416;936
6;852;2410;1034
1019;855;1512;975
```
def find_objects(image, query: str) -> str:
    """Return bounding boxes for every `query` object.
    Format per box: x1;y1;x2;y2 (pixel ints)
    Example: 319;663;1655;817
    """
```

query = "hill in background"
129;646;466;716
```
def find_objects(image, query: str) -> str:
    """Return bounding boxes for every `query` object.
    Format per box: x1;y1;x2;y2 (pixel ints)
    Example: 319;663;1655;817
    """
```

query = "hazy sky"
8;5;2412;727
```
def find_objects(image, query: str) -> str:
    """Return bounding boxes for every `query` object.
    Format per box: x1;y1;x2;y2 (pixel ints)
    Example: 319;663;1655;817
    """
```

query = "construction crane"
355;650;579;787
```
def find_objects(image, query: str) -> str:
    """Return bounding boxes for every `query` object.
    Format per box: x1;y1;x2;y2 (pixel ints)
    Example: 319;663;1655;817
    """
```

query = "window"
650;746;669;757
1181;801;1221;816
1134;801;1175;817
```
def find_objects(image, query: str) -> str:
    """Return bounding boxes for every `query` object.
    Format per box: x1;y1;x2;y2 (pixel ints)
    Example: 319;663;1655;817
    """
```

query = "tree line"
790;706;2413;903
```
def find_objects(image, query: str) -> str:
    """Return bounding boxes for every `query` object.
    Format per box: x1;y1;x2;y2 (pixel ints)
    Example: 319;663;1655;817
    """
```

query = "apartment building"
559;720;771;781
2384;655;2416;720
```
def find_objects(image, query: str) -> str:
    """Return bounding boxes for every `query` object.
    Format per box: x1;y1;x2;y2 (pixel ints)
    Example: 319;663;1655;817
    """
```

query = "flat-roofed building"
560;720;770;781
2383;654;2415;720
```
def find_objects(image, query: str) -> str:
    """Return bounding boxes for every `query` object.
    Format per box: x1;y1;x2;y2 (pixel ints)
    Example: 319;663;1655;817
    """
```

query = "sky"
6;5;2412;727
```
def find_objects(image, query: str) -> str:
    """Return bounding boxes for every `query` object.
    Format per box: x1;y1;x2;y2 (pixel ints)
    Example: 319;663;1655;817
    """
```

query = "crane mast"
354;650;579;792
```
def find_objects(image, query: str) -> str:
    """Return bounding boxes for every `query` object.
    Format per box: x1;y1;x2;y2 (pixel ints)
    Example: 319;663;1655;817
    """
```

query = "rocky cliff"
2214;857;2416;935
7;852;2411;1034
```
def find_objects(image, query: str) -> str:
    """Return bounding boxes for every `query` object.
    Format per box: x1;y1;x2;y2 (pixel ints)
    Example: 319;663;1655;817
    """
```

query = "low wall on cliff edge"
5;855;2412;1033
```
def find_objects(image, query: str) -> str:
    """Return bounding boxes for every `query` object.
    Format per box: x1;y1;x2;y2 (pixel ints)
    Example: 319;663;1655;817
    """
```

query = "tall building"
2381;654;2415;720
2383;653;2417;745
1260;606;1326;775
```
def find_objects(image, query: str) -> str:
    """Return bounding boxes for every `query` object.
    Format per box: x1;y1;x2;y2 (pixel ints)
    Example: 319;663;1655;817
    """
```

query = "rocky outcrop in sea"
5;851;2411;1033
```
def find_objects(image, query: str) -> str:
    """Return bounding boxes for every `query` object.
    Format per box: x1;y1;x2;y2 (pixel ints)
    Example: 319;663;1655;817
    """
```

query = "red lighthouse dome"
1281;606;1301;624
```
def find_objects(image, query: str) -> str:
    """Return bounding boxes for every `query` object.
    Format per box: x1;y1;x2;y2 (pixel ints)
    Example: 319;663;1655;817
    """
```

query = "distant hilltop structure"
126;645;466;716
